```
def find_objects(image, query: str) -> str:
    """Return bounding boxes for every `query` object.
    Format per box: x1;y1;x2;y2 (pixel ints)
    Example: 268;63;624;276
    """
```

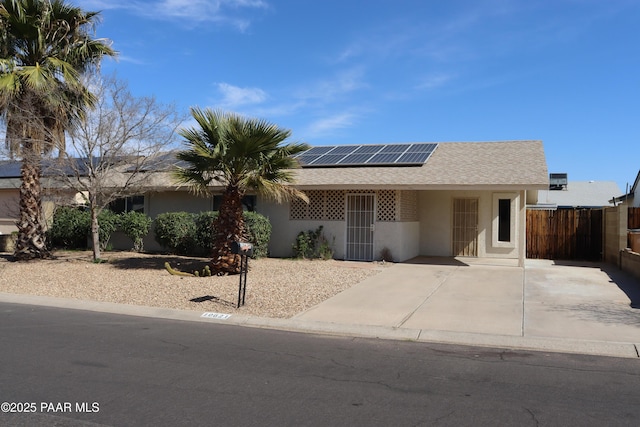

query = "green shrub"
48;207;120;250
119;211;152;252
194;211;218;256
292;225;333;260
97;210;119;250
243;211;272;258
155;210;272;257
48;206;90;249
153;212;196;254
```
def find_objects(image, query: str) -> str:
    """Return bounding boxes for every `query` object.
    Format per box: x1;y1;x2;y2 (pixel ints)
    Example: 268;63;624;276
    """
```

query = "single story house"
0;140;549;265
611;170;640;207
531;174;621;210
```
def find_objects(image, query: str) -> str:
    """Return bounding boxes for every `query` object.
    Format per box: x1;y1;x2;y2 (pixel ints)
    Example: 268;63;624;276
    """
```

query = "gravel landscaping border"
0;251;385;318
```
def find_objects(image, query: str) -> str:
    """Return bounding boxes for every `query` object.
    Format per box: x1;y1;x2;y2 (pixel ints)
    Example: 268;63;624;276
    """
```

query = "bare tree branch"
47;74;185;260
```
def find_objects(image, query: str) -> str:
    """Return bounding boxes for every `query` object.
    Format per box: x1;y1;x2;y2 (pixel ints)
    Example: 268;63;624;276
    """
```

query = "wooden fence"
629;207;640;229
527;208;603;260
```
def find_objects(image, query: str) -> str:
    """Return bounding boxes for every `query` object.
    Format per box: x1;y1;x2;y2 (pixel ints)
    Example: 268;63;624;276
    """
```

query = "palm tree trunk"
13;153;51;260
211;186;245;274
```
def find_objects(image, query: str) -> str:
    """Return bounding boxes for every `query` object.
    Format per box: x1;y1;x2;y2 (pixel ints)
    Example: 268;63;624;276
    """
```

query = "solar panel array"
294;143;438;167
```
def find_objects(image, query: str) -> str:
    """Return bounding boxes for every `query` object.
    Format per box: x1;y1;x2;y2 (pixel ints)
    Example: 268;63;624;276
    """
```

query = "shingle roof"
0;141;549;191
291;140;548;190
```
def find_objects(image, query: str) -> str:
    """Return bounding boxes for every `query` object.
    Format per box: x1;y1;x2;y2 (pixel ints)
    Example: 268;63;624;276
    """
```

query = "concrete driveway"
295;257;640;355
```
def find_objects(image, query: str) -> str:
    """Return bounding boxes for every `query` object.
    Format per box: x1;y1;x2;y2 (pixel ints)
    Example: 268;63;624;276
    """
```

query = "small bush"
48;207;120;250
48;206;90;249
293;226;333;260
379;247;394;262
119;211;153;252
155;210;272;257
244;211;272;258
97;210;119;250
194;211;218;256
154;212;196;254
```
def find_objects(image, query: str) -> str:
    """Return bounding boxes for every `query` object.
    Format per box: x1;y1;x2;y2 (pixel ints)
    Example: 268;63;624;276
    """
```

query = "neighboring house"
0;161;20;234
531;174;622;209
611;170;640;207
0;140;549;265
0;160;85;235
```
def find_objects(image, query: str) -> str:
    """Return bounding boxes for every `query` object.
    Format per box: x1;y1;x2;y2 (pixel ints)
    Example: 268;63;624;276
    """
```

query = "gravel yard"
0;251;384;318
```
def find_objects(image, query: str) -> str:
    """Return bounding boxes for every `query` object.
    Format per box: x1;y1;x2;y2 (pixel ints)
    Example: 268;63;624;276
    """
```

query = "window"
498;199;511;242
492;193;517;249
109;195;144;214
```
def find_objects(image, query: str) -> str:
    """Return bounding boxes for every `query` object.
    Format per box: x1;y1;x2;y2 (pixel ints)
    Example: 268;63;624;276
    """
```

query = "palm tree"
0;0;116;260
175;107;309;274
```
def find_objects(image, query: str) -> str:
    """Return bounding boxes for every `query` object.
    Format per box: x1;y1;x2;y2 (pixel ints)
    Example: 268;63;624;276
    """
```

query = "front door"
452;198;478;256
346;193;375;261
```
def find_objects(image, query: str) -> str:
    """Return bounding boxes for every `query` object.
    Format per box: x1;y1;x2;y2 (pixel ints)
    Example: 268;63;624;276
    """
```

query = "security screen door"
346;194;375;261
452;198;478;257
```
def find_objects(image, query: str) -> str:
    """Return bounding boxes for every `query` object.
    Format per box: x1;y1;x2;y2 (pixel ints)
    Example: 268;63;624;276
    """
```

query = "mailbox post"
231;241;253;308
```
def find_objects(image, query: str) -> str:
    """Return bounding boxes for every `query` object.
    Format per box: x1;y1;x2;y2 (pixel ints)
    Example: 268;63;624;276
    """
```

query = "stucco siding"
418;190;522;259
259;198;344;258
146;191;212;218
418;191;452;256
375;221;420;261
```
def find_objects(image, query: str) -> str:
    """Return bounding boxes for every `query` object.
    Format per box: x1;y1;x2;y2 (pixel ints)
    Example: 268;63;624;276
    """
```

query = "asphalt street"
1;302;639;426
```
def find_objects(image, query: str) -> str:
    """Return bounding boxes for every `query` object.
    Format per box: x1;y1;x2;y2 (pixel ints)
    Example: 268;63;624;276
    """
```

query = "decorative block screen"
290;189;417;222
325;191;345;220
289;197;308;220
376;190;396;222
289;190;345;220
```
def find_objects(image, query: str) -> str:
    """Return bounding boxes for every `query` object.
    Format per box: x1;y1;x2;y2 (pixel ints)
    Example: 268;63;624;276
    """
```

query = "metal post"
237;254;248;308
231;241;252;308
241;255;248;306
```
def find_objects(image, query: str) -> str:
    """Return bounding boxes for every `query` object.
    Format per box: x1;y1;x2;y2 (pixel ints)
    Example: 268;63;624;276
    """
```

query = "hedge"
153;211;271;258
48;207;150;251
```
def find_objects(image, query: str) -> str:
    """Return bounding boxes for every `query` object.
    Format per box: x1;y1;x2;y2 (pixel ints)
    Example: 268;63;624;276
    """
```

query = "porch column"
519;190;526;267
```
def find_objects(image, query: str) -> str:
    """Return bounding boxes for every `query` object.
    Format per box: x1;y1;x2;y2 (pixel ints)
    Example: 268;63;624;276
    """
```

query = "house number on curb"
201;312;231;320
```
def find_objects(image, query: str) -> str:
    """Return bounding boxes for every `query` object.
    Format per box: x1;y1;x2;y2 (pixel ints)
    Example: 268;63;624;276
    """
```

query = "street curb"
1;292;638;359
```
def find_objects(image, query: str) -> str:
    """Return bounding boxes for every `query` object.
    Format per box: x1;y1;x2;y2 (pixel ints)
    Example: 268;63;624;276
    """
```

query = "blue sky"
78;0;639;193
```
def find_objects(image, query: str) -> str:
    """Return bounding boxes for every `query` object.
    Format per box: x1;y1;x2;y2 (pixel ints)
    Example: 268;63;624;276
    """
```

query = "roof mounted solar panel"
379;144;410;153
353;145;383;154
294;142;438;167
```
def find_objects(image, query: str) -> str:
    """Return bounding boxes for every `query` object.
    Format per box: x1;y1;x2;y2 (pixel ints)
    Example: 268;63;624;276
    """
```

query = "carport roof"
291;140;549;190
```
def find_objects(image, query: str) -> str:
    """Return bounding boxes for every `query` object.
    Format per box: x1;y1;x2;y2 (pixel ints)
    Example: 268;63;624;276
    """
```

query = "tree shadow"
108;254;210;273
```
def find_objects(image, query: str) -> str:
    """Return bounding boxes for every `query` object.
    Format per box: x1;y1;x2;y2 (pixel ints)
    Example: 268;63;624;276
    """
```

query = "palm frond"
175;107;309;202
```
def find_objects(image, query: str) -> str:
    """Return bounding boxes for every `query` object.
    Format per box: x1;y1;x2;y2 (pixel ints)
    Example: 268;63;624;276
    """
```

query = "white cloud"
416;73;456;91
215;83;268;108
295;68;367;103
114;55;146;65
77;0;268;30
306;112;357;138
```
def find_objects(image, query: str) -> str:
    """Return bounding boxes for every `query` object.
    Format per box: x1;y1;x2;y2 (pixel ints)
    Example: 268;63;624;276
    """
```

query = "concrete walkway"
2;257;639;359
